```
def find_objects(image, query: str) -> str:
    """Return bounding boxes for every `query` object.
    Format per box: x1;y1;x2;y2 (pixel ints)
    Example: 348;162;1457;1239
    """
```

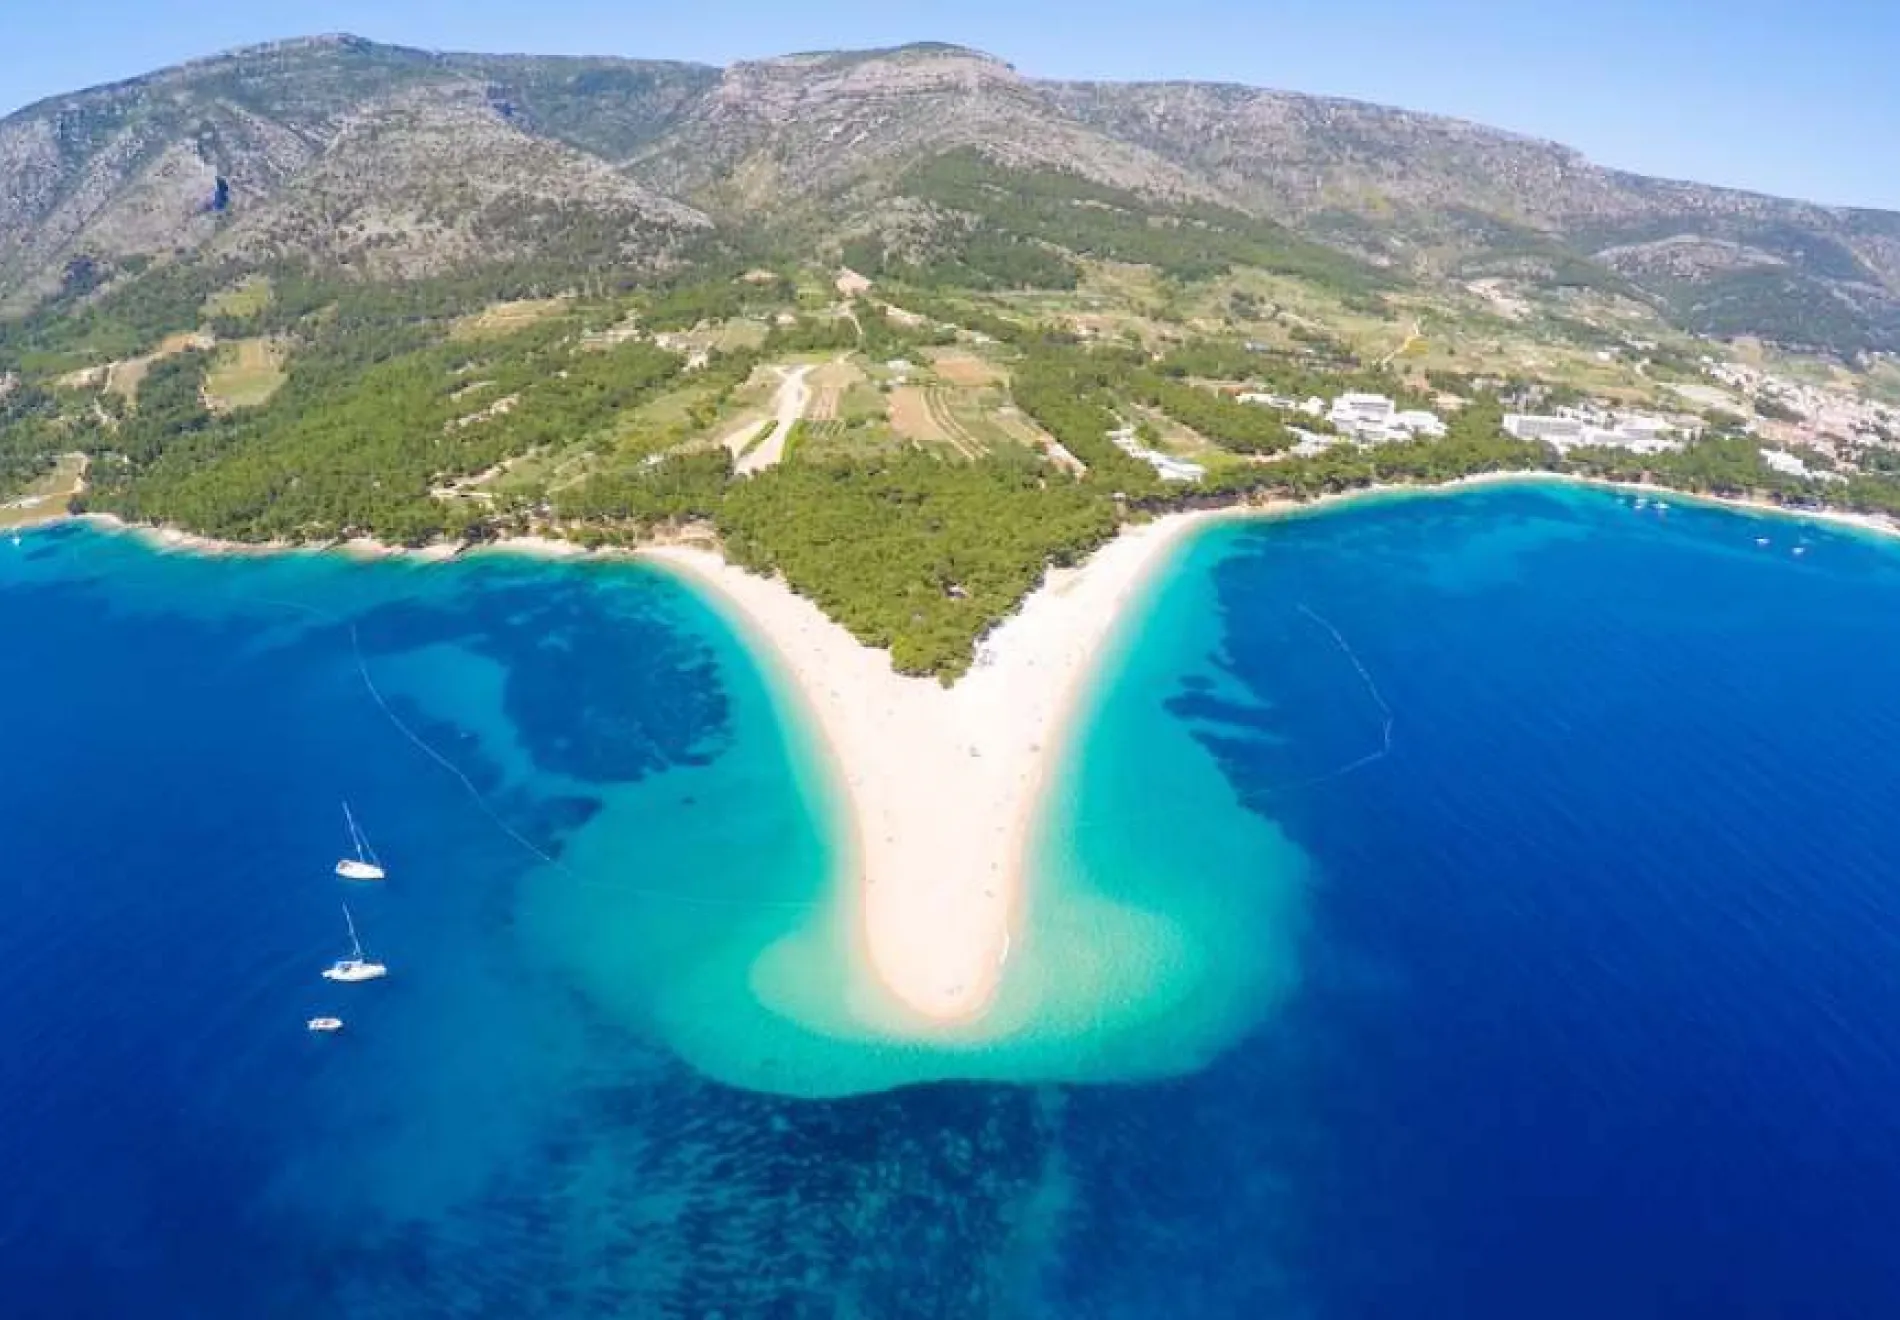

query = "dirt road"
735;365;814;476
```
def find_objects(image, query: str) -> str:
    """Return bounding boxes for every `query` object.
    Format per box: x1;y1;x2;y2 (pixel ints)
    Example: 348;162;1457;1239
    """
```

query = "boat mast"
343;800;380;866
342;800;365;862
342;902;364;959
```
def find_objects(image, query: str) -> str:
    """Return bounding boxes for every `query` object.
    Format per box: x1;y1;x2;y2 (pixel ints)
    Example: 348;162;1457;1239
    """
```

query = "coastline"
37;469;1892;569
642;512;1218;1025
22;472;1900;1030
1255;469;1900;544
39;470;1900;570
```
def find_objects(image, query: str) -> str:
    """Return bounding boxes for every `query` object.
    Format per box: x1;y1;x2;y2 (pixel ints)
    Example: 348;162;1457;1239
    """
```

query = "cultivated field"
806;358;876;425
1130;404;1220;458
887;383;999;460
0;453;86;529
201;275;273;321
807;378;843;423
451;297;570;341
64;331;218;401
889;386;949;445
993;405;1084;474
928;351;1003;387
203;338;288;411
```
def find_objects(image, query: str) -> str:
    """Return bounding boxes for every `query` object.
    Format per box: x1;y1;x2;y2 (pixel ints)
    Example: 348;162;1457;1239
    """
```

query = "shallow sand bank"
642;513;1215;1024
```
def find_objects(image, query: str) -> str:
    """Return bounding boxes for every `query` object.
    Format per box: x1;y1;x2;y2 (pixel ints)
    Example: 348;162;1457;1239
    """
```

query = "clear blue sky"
4;0;1897;210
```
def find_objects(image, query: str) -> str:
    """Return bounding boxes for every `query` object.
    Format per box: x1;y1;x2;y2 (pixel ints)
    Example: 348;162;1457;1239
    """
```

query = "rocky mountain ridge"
3;34;1896;353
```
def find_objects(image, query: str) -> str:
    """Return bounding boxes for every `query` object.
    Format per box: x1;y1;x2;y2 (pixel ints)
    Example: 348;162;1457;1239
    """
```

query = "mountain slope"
0;35;715;304
5;34;1900;353
623;44;1223;218
0;36;434;304
208;81;708;279
1045;80;1900;351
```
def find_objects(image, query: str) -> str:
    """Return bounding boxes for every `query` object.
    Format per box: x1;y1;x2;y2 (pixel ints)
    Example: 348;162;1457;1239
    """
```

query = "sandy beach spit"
643;513;1215;1024
43;475;1900;1027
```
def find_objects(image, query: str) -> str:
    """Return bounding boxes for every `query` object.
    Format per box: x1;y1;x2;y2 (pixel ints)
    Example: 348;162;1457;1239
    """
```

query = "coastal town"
1079;334;1900;499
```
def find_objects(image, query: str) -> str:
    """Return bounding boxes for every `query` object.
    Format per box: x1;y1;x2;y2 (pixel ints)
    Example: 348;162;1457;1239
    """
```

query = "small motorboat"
307;1017;344;1033
1756;537;1771;547
335;801;386;882
321;903;388;983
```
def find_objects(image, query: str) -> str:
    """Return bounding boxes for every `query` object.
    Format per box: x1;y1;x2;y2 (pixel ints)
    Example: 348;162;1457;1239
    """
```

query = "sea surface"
6;483;1900;1316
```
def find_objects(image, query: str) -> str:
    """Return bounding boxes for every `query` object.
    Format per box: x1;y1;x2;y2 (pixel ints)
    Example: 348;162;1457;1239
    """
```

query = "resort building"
1504;411;1684;455
1238;393;1329;417
1503;413;1586;445
1321;393;1448;445
1237;392;1301;410
1241;388;1448;445
1328;392;1397;433
1761;448;1843;483
1393;410;1448;440
1290;429;1342;457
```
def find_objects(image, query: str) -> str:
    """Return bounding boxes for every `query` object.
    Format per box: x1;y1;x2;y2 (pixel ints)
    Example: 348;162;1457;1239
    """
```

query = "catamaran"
334;801;386;881
321;902;388;984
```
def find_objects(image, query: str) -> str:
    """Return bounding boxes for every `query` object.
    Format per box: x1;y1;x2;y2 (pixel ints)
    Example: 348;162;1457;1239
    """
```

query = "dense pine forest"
6;253;1900;677
5;181;1900;679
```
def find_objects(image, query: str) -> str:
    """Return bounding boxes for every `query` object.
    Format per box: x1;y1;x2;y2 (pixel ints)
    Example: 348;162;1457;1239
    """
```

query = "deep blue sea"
6;483;1900;1317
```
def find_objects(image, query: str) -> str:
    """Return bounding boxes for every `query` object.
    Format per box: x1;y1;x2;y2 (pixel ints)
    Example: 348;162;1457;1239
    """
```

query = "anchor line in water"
1060;600;1398;834
248;592;818;911
1284;601;1396;791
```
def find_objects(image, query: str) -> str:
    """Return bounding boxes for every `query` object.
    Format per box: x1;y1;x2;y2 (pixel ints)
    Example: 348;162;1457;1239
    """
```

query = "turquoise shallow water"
10;484;1900;1315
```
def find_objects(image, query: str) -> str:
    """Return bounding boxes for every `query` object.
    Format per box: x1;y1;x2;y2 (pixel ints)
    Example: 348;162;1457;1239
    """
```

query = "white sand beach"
642;513;1212;1025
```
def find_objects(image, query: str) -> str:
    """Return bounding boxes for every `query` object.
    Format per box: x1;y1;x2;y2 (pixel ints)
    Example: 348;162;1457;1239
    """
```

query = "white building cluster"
1706;359;1900;444
1327;393;1448;443
1502;408;1686;455
1761;448;1844;483
1237;392;1326;416
1106;424;1206;482
1239;391;1446;445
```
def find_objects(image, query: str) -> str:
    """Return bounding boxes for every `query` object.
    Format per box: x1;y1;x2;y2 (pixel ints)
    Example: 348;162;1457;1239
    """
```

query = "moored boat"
334;801;386;881
321;902;388;983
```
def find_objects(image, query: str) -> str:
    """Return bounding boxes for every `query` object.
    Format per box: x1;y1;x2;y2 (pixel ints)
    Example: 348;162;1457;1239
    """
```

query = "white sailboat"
321;902;388;984
334;801;386;881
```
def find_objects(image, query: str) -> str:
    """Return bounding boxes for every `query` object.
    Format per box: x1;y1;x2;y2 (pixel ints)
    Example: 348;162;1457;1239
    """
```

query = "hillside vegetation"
3;36;1898;353
8;35;1900;678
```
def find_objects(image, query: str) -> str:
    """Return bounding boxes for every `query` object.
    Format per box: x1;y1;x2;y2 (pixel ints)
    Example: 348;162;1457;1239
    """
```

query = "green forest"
899;151;1386;291
7;246;1900;680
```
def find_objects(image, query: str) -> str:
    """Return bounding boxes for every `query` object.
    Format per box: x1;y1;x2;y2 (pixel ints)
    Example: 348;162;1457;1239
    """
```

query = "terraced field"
450;297;571;341
923;388;987;459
